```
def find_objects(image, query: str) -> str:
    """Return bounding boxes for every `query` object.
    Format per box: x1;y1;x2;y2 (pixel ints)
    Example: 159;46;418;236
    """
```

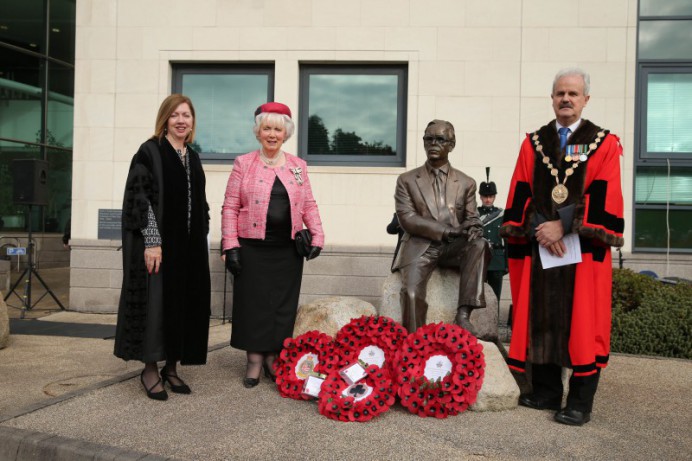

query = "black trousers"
531;363;601;412
486;270;503;303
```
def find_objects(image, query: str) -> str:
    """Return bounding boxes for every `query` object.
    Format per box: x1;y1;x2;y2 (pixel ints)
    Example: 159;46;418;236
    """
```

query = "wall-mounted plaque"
98;209;122;240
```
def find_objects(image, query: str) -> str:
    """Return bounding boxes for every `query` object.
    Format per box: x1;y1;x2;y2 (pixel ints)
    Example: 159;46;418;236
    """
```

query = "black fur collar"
530;119;608;219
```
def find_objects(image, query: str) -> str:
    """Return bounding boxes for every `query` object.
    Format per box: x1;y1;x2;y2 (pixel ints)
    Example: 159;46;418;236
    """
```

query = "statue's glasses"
422;135;451;145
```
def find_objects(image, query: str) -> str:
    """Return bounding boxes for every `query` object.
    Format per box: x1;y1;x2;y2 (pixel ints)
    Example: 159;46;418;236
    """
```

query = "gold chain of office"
531;130;607;204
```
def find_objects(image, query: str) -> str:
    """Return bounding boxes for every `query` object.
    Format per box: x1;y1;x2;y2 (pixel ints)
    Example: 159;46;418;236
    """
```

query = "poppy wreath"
395;322;485;418
275;330;340;400
318;364;396;422
334;315;408;380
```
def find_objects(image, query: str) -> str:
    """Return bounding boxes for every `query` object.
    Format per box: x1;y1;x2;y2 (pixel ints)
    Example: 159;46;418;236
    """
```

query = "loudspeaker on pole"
10;159;49;206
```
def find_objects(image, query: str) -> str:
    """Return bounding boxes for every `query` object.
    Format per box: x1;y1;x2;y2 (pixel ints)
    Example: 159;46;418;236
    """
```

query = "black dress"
231;176;304;352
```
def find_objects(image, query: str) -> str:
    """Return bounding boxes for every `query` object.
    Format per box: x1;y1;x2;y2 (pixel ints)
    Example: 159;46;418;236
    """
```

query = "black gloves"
224;248;242;276
306;246;321;261
225;246;319;273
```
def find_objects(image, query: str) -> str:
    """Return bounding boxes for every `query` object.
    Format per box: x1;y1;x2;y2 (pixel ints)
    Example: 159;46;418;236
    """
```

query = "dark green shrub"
611;268;692;359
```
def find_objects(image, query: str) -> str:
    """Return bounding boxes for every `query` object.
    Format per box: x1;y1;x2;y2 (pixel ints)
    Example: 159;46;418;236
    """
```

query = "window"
640;69;692;159
635;166;692;205
299;64;408;166
0;0;74;234
172;64;274;162
639;21;692;60
634;5;692;252
640;0;692;17
634;165;692;251
634;208;692;250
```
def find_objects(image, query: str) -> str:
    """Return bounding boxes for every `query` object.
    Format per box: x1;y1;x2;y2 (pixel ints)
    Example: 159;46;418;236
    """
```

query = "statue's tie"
558;127;570;150
433;169;451;225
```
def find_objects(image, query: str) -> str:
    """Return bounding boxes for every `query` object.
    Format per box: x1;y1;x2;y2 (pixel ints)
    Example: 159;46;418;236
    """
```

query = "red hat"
254;102;292;118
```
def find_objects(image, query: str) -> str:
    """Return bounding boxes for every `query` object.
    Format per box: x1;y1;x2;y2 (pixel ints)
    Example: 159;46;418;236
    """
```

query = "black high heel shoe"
243;361;262;388
243;376;260;388
161;366;191;394
140;370;168;401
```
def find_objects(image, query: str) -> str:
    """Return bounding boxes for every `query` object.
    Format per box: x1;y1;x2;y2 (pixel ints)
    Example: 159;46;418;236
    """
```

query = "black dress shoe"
518;394;562;410
140;371;168;401
243;377;260;388
555;408;591;426
161;366;192;394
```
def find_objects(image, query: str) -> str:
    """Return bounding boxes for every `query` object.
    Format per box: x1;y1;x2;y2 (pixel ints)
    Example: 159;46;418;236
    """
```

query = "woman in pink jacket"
221;102;324;388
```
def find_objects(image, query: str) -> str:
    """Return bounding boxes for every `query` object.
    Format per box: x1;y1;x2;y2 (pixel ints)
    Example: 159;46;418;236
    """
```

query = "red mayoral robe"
501;120;624;377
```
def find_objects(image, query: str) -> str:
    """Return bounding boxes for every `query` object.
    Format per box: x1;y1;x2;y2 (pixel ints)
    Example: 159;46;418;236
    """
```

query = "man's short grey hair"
552;68;591;96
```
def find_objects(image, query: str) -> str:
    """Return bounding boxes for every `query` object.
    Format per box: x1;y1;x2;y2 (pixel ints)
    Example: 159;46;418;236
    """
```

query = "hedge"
611;268;692;359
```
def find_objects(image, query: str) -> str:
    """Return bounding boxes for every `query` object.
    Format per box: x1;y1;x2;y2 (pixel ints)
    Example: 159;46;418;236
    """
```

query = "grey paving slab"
1;287;691;461
1;344;690;461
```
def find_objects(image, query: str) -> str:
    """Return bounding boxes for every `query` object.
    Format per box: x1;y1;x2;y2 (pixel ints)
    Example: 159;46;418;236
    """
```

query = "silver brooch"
290;167;303;185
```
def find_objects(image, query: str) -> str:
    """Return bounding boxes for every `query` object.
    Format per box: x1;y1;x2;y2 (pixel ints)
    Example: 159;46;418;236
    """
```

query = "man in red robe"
501;68;624;426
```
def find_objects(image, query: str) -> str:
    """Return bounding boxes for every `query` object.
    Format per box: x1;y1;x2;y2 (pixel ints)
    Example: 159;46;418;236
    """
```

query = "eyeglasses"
422;135;451;145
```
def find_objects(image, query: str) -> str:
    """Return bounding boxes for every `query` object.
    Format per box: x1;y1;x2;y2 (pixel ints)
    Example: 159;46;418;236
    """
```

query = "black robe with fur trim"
114;138;211;364
501;120;624;376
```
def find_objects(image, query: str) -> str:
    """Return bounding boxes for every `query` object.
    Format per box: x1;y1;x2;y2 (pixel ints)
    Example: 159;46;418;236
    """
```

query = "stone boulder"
293;296;377;337
470;340;520;411
379;269;498;341
0;291;9;349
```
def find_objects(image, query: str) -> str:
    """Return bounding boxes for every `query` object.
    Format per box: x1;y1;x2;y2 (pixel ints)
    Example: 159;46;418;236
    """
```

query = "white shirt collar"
556;119;582;134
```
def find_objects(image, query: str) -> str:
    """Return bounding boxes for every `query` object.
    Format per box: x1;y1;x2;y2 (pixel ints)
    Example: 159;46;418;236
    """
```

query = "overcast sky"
308;74;398;149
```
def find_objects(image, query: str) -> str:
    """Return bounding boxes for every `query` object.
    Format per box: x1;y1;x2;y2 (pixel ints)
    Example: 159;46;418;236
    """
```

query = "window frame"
171;63;275;163
298;63;408;167
636;65;692;160
632;5;692;252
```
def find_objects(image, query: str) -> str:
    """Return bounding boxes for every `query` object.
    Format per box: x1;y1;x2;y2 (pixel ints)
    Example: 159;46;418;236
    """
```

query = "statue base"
379;268;499;342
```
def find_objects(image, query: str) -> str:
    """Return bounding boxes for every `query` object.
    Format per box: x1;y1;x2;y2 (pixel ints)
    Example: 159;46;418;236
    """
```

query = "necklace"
531;130;606;204
259;149;282;166
167;136;187;156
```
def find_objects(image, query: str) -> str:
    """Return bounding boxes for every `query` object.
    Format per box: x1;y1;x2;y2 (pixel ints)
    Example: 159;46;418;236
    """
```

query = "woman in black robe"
114;94;211;400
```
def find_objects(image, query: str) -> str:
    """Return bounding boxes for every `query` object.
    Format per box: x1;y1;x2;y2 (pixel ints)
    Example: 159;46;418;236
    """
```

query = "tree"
307;115;331;155
331;129;363;155
362;140;394;156
189;140;203;153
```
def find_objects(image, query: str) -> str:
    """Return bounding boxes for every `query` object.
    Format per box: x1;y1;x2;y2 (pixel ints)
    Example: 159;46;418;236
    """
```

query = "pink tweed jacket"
221;151;324;250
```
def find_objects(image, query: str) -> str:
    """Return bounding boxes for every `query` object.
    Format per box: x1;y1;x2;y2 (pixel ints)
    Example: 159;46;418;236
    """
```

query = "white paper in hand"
539;233;582;269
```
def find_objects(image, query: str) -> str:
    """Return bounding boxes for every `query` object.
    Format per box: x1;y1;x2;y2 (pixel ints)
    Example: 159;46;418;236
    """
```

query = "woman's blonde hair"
152;94;196;143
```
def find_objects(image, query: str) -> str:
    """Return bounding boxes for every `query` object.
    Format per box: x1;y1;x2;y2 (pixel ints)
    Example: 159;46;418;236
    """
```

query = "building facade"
2;0;690;312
